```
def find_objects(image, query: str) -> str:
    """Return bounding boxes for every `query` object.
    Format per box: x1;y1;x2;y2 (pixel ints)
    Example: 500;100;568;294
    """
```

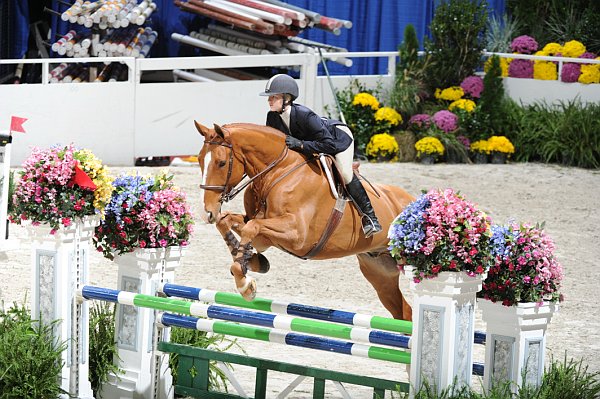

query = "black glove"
285;135;303;152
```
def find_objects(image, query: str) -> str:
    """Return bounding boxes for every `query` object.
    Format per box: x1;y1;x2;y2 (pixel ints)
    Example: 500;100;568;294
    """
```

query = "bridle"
199;139;289;204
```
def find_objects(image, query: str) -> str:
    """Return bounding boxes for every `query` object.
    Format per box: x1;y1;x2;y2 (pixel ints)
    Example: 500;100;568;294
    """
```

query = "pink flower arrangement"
510;35;538;54
408;113;432;129
460;76;484;98
508;59;534;78
479;222;563;306
9;144;112;233
561;63;581;83
432;110;458;133
93;172;194;260
388;188;493;282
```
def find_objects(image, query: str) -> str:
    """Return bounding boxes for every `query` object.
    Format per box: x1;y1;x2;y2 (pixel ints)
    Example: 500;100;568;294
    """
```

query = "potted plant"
10;144;112;233
487;135;515;164
388;188;493;282
92;171;194;398
388;188;493;391
478;222;563;392
470;139;491;164
93;172;194;260
365;133;399;162
480;222;563;306
414;136;444;164
331;79;383;157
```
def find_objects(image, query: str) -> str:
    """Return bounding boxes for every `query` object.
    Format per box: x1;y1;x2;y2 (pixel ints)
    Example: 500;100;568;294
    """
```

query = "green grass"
0;302;66;399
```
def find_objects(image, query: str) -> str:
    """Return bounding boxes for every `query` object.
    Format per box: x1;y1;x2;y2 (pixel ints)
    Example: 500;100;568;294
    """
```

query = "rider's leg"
345;175;382;237
335;126;382;238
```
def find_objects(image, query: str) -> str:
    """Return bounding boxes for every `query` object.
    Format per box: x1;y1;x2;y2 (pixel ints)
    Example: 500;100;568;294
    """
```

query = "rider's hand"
285;135;304;152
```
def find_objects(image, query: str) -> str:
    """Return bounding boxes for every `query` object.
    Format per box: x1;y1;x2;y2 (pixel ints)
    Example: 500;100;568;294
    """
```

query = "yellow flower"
434;86;464;101
352;92;380;110
484;57;510;77
487;136;514;154
578;62;600;84
542;42;562;56
366;133;399;160
470;139;491;154
561;40;586;58
534;50;548;57
415;136;444;156
374;107;402;126
75;149;113;215
448;99;476;112
533;61;558;80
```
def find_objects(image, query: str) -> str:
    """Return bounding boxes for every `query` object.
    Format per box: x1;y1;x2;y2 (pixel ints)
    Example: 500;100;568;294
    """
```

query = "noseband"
199;139;288;204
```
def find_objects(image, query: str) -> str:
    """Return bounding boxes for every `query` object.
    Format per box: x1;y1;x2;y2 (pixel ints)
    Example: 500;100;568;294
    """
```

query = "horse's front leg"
215;212;246;258
216;212;271;275
230;215;302;300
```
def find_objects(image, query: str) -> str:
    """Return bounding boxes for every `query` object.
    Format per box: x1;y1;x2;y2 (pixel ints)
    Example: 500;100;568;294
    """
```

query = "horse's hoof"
249;253;270;273
238;277;257;301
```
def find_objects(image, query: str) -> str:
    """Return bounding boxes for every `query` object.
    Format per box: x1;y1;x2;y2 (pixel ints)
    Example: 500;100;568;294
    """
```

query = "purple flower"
561;63;581;83
432;110;458;133
460;76;484;98
408;113;431;128
508;59;534;78
457;135;471;149
579;52;597;59
511;35;538;54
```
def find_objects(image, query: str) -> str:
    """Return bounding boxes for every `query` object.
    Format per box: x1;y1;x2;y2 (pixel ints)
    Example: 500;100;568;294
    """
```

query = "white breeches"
335;125;355;184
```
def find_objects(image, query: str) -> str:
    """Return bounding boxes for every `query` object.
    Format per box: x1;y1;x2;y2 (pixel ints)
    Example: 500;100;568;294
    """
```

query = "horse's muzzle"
206;211;217;224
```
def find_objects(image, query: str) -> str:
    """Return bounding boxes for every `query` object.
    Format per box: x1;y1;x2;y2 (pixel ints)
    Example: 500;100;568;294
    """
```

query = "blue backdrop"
13;0;505;75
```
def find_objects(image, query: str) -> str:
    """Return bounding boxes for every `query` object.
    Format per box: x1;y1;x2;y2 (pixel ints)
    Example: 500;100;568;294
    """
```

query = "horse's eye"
218;160;227;168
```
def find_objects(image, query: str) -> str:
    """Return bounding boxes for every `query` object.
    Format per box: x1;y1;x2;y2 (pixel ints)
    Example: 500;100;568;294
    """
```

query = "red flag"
10;116;27;134
69;162;97;190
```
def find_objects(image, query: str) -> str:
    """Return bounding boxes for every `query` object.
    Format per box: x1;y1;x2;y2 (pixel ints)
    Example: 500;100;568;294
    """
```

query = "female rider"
260;73;382;237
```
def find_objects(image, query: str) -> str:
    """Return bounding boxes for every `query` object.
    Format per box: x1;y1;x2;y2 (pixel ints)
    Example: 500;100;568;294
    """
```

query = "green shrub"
424;0;488;90
89;301;122;397
390;24;432;122
397;355;600;398
0;302;66;399
534;355;600;399
169;324;243;394
510;100;600;168
485;14;521;53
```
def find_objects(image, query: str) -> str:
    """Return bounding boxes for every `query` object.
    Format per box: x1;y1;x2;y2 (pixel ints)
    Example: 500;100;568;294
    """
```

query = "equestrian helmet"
259;74;299;101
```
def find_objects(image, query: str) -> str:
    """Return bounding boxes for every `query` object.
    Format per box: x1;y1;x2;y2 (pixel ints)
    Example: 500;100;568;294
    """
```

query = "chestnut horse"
196;121;414;321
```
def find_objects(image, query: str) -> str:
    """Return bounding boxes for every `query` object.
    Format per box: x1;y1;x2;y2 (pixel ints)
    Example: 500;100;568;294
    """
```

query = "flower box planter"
478;299;558;393
471;152;489;164
101;246;184;399
27;216;99;399
404;265;486;394
419;154;436;164
490;152;507;164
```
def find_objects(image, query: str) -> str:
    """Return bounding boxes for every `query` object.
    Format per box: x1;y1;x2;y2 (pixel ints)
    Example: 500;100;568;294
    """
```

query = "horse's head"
195;121;245;224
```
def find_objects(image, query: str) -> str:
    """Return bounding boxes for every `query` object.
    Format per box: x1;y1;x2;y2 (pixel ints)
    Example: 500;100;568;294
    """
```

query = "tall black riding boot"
345;175;382;237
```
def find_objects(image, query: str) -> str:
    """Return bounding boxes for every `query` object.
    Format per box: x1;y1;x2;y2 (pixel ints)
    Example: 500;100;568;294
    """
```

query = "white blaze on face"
201;151;212;187
198;150;212;223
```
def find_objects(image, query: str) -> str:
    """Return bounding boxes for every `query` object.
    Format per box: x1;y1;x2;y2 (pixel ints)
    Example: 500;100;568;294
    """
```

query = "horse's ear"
194;120;210;137
213;123;229;140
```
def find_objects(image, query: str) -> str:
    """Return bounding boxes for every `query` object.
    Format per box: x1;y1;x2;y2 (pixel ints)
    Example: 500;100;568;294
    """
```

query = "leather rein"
199;139;290;204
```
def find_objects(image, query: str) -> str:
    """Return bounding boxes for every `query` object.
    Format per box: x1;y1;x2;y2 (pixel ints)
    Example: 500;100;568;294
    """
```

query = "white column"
29;217;98;399
404;267;484;395
478;299;557;392
102;246;184;399
0;139;19;252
